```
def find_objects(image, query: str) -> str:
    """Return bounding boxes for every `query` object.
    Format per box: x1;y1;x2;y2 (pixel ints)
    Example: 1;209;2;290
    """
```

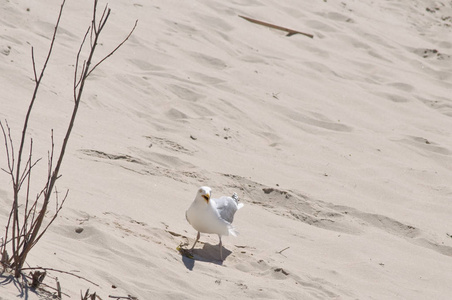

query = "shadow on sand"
180;243;232;271
0;272;36;300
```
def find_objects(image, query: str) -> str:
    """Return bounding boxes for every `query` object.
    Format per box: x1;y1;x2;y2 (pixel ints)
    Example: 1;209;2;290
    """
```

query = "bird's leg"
190;231;200;251
218;235;223;260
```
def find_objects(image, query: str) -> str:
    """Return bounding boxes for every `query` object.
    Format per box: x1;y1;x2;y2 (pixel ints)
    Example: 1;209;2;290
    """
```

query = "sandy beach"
1;0;452;299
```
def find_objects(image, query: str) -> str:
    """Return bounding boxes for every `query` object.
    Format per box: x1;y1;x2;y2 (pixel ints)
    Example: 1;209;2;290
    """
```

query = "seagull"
185;186;244;260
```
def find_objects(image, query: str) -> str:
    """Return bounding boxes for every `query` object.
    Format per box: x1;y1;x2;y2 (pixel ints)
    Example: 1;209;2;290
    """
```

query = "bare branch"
54;187;69;214
1;0;136;282
92;0;98;34
31;189;68;249
22;139;33;240
0;121;15;181
74;27;91;93
31;47;37;82
97;5;111;33
18;157;42;190
1;168;11;175
1;207;14;256
86;19;138;77
23;187;46;232
46;130;55;187
109;295;138;300
90;21;95;49
16;0;66;186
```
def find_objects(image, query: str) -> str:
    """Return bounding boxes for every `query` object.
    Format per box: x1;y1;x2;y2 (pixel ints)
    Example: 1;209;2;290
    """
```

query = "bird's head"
197;186;211;203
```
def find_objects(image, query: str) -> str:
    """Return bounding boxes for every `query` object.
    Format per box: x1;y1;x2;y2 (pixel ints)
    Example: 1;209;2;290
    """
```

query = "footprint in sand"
145;136;193;154
397;136;451;156
417;96;452;117
188;51;228;70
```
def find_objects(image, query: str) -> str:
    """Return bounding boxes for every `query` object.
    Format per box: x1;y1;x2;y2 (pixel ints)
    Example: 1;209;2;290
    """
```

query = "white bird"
185;186;244;260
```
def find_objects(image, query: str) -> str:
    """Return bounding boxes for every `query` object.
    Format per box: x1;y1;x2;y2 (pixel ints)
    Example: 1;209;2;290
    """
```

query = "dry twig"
239;15;314;38
109;295;138;300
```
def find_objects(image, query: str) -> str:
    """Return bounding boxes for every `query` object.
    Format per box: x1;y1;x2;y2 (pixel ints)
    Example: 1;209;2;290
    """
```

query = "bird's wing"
213;196;239;224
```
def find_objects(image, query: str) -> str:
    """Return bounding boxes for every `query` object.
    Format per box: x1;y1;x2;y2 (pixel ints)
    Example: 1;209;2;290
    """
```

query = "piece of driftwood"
239;15;314;38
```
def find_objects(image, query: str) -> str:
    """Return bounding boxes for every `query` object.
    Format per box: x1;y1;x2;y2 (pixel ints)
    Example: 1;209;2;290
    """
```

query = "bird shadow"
180;243;232;270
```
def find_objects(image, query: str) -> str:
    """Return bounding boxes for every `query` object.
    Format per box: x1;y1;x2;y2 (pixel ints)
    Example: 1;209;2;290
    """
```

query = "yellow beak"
202;194;210;202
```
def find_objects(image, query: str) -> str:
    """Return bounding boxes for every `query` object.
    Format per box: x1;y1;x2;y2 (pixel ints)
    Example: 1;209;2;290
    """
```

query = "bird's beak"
202;194;210;203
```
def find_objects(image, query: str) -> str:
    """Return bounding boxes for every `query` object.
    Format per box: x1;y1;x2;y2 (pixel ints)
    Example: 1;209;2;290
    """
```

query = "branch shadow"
180;243;232;271
0;272;36;300
1;270;60;300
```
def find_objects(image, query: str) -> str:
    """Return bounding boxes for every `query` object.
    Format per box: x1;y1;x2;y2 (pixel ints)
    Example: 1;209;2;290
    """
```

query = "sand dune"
1;0;452;299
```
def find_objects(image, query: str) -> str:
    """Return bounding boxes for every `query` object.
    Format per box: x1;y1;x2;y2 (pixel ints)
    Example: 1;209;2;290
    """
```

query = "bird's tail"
228;225;239;237
232;192;244;210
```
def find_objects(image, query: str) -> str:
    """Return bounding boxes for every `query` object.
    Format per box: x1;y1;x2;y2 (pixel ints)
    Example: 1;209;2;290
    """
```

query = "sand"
1;0;452;299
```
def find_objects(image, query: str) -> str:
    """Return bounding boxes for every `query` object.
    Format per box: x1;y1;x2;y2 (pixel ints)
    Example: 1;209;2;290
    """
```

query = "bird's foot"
176;244;194;259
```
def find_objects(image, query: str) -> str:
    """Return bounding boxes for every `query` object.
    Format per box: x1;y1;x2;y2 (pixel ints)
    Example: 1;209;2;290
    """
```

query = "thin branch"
18;157;42;191
54;187;69;214
0;233;28;247
277;246;290;254
92;0;98;34
75;60;87;91
6;3;67;275
18;155;31;188
48;4;133;222
6;122;16;177
109;296;138;300
31;190;68;249
46;130;55;188
55;187;60;213
16;0;66;186
277;246;290;258
74;27;90;93
31;47;38;82
1;205;14;256
90;21;95;49
86;19;138;78
0;121;15;181
27;188;46;229
97;4;110;33
1;0;137;280
22;139;33;241
239;15;314;38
